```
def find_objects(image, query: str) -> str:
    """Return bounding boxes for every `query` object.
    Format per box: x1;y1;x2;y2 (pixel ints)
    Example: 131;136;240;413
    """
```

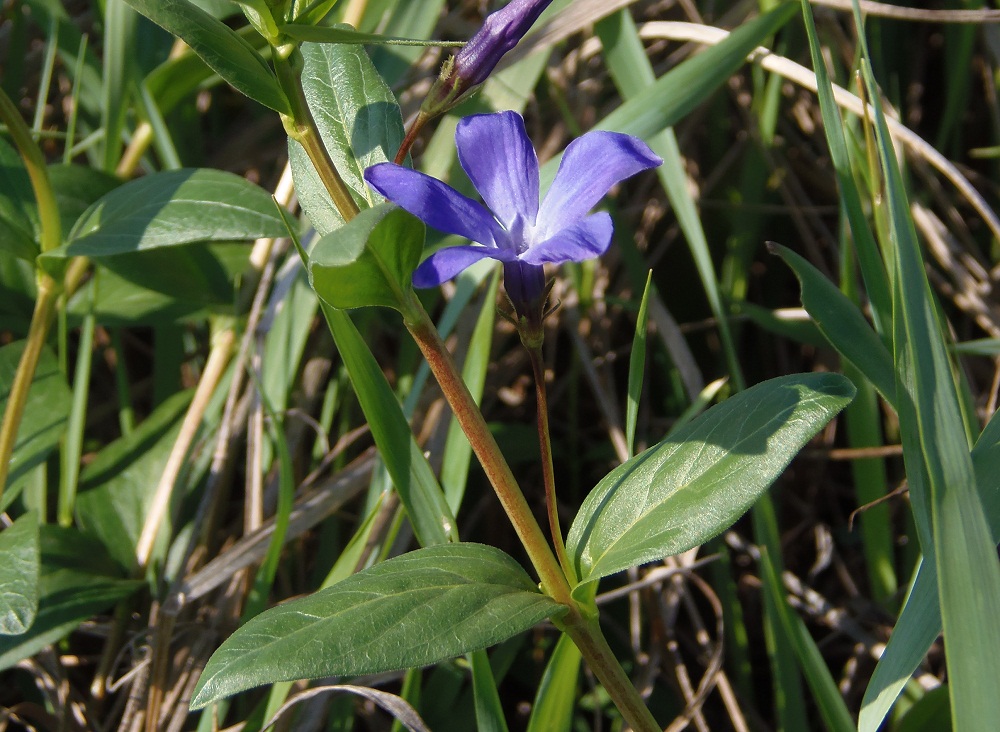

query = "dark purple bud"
422;0;553;116
503;259;547;326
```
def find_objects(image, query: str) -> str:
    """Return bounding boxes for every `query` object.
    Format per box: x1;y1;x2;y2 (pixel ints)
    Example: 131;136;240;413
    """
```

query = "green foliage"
0;513;39;635
567;373;855;586
309;203;424;311
122;0;290;113
190;544;567;708
0;342;71;508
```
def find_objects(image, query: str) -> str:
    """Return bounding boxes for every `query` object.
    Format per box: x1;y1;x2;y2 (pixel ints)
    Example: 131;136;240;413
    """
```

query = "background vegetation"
1;0;999;729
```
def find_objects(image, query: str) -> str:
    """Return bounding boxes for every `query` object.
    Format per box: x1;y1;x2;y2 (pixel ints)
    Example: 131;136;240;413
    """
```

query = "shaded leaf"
0;527;140;671
0;342;71;508
191;543;566;708
0;513;40;635
40;169;287;266
76;390;192;570
567;373;855;585
122;0;289;113
0;136;40;261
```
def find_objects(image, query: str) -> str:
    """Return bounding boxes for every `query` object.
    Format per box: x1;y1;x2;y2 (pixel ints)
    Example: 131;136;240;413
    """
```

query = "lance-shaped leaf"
309;203;424;312
190;543;566;709
567;373;855;586
122;0;289;114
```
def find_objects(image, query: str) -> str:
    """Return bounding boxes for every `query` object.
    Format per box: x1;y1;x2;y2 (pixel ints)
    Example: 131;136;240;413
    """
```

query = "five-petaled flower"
365;111;661;323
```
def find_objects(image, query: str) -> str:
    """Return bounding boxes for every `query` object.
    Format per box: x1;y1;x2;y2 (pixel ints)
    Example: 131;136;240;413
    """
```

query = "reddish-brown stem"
527;344;575;582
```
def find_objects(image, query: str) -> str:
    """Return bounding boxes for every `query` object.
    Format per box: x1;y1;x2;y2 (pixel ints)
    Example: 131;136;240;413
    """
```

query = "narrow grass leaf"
567;373;855;585
625;270;653;458
526;633;581;732
0;512;40;635
279;24;462;47
759;549;854;732
860;409;1000;731
770;243;894;406
121;0;289;113
799;0;889;334
470;649;509;732
320;303;456;547
190;544;567;708
857;30;1000;727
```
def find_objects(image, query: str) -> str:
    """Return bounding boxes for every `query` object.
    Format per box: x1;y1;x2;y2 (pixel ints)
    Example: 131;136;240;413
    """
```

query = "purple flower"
365;111;661;320
429;0;553;111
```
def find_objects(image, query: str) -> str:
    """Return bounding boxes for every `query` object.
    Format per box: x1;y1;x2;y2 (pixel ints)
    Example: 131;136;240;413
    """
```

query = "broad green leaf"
0;527;141;671
0;136;40;261
190;543;567;708
771;243;895;406
309;203;423;311
75;390;192;571
48;164;121;236
0;342;71;507
88;242;252;306
40;169;287;266
0;512;40;635
567;373;855;585
759;549;854;732
289;41;405;235
122;0;289;113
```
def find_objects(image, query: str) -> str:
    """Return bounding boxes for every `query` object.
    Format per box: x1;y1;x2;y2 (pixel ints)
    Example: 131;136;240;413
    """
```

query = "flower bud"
422;0;553;116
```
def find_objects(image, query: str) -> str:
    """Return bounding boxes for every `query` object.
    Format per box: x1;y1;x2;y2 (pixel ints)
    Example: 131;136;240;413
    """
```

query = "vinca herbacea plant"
2;0;999;730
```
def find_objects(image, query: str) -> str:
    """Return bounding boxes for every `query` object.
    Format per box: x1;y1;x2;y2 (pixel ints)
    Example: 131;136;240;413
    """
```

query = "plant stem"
281;59;658;730
274;49;360;222
527;344;575;582
402;291;572;603
561;613;661;732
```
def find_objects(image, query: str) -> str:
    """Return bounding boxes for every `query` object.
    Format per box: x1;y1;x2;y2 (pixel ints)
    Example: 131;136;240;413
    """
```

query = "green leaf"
470;648;509;732
566;373;855;585
309;203;423;311
75;390;192;571
770;243;895;406
0;512;40;635
47;164;121;236
279;24;462;47
289;41;405;235
0;136;40;261
122;0;289;113
527;633;581;732
759;549;854;732
625;271;653;457
0;342;71;508
40;169;288;265
0;526;141;671
319;304;456;547
856;24;1000;725
190;543;567;708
